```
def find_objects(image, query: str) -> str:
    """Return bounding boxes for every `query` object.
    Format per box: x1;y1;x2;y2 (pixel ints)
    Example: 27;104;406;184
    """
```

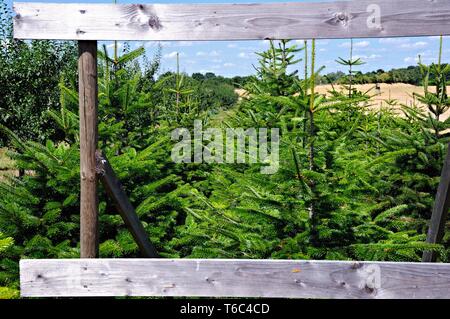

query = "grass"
0;148;16;181
209;105;239;128
0;148;14;171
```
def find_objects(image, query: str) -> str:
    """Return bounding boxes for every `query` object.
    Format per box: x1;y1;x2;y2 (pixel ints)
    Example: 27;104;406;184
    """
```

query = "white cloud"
355;41;370;48
237;51;256;59
227;43;238;48
415;41;428;47
163;51;185;59
354;54;381;60
196;50;220;57
404;56;419;64
106;42;123;49
223;63;235;67
400;41;428;49
379;38;410;44
209;50;220;57
340;40;370;48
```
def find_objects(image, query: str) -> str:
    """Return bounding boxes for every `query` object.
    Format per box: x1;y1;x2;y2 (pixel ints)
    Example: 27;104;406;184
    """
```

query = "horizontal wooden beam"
20;259;450;298
13;1;450;41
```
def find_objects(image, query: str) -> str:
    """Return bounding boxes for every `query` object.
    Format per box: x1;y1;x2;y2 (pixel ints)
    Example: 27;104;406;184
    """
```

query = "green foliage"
0;0;77;146
176;39;448;263
0;232;17;298
0;42;194;292
335;39;366;97
156;61;238;127
0;3;449;297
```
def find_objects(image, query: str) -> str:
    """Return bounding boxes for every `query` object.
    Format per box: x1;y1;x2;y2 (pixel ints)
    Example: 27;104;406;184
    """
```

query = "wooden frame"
13;1;450;41
20;259;450;298
12;0;450;298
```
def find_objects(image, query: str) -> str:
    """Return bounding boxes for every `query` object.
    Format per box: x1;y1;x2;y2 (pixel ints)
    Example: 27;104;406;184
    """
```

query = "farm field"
316;83;450;118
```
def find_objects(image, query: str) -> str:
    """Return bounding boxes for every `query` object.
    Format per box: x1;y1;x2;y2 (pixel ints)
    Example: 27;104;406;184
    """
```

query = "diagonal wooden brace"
95;150;158;258
422;143;450;262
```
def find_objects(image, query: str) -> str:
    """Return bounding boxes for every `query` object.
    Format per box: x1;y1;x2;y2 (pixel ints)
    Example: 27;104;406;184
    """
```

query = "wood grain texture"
20;259;450;298
13;0;450;41
96;151;159;258
423;142;450;262
79;41;99;258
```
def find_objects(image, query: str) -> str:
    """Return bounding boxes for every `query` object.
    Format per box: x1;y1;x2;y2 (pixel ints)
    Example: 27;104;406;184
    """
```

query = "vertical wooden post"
422;142;450;262
79;41;99;258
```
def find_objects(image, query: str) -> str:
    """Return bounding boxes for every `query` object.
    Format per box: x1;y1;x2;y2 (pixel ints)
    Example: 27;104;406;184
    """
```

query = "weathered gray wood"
95;150;158;258
13;0;450;41
20;259;450;298
79;41;99;258
423;142;450;262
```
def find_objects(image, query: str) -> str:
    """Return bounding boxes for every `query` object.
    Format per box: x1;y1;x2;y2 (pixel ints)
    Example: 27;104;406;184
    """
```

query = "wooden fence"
20;259;450;298
13;0;450;298
13;0;450;40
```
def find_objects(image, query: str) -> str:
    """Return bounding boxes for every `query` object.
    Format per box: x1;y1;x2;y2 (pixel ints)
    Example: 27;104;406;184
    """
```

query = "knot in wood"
126;4;163;31
327;11;351;27
337;12;347;21
147;15;162;31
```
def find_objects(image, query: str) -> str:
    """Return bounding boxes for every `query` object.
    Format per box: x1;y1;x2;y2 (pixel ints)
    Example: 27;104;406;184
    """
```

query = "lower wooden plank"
20;259;450;298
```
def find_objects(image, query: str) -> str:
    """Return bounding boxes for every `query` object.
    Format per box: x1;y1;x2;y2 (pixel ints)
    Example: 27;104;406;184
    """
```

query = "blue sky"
6;0;450;77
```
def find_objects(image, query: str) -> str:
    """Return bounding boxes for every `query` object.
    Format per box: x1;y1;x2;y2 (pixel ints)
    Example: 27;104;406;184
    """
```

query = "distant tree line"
318;65;450;86
191;72;254;88
194;64;450;89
